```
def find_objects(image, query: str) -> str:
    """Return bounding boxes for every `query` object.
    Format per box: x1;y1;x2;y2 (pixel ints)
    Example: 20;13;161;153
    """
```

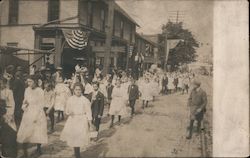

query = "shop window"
8;0;19;25
96;57;104;66
110;57;114;66
48;0;60;22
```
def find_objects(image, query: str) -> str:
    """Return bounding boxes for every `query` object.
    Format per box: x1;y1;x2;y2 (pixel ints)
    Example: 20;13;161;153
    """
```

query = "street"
20;76;212;158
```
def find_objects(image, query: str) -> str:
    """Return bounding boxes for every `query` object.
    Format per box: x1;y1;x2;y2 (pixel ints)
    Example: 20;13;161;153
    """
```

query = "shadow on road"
98;127;117;139
81;142;109;158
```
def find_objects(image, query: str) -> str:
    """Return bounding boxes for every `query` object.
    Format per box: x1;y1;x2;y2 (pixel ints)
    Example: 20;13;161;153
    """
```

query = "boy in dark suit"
128;78;139;117
186;80;207;139
106;79;114;112
88;82;105;132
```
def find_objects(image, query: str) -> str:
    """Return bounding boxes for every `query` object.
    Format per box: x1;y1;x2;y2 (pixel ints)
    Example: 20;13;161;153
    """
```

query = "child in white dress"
54;77;71;122
109;79;128;128
140;77;153;108
60;82;93;158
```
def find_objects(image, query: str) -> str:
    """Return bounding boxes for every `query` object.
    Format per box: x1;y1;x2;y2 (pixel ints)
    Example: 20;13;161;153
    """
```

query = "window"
9;0;19;25
7;42;18;47
130;25;133;43
120;20;124;38
48;0;60;22
87;2;93;27
100;9;105;32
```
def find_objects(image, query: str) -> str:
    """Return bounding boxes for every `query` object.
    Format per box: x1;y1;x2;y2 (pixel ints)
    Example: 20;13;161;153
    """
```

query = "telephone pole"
168;10;185;24
103;0;114;75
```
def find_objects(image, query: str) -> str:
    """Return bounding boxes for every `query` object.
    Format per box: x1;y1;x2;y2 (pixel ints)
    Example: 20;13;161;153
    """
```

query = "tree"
160;21;199;70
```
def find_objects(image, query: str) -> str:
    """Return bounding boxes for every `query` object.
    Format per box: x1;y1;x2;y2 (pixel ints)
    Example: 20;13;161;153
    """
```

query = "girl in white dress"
60;82;93;158
54;77;71;122
168;74;175;94
178;74;184;93
17;75;48;157
109;79;128;128
140;77;153;108
150;77;159;101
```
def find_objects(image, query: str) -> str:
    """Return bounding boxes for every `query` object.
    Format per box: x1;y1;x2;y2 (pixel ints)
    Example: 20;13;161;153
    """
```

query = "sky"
116;0;213;61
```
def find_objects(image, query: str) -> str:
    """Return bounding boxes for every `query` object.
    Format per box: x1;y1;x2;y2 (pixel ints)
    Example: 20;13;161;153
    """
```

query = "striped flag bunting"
62;29;88;50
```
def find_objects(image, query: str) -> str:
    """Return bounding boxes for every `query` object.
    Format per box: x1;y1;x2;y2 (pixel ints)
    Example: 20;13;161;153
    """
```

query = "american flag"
62;29;88;50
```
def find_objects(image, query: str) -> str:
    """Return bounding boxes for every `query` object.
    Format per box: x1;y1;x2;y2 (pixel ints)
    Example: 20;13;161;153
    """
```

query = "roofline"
113;1;140;27
135;33;158;46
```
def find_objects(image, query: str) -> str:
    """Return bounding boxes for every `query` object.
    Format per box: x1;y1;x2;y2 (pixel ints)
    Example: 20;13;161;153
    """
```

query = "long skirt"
109;97;128;116
17;108;48;144
0;121;17;158
60;115;90;148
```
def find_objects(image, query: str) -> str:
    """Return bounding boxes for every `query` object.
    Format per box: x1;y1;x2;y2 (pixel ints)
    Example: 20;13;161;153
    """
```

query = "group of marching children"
0;64;194;158
160;71;194;95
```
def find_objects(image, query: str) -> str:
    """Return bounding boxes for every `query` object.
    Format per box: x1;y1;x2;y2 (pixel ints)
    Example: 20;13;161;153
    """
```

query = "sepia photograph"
0;0;248;158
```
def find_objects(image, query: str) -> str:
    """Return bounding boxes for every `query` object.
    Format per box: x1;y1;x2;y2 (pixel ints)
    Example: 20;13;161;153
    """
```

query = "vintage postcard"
0;0;248;157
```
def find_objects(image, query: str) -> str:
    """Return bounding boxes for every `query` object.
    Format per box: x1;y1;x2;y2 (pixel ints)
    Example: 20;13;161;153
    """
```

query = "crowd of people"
0;64;206;158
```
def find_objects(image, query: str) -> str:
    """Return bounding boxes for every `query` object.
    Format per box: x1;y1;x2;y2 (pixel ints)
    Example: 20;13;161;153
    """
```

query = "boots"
118;115;121;125
23;143;28;158
186;120;194;139
36;144;42;155
74;147;81;158
110;115;114;128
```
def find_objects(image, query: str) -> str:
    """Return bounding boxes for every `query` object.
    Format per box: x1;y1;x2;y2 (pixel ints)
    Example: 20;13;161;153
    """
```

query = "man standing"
12;71;25;129
88;82;105;132
128;78;139;117
186;80;207;139
161;73;168;95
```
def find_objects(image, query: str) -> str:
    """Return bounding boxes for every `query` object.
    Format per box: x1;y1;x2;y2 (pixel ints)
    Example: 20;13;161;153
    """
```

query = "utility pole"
163;28;168;71
103;0;114;75
176;11;179;23
168;10;185;24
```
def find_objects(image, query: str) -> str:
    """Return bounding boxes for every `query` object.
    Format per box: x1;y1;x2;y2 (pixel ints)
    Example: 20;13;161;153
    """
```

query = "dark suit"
12;78;25;128
186;87;207;139
88;91;105;131
161;76;168;94
128;84;139;115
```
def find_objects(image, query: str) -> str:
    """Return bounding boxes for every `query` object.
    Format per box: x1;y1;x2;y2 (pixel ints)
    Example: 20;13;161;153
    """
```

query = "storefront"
33;25;128;78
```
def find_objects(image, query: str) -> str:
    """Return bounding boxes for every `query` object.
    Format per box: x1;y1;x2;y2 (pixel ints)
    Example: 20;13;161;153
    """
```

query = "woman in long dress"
54;77;71;122
17;75;48;157
60;82;93;158
0;78;17;157
109;79;128;128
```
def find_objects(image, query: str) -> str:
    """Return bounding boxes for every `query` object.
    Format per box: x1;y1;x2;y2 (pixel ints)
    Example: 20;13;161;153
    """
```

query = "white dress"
83;83;93;95
60;95;92;148
54;83;71;111
17;87;48;144
150;81;159;96
168;77;175;90
109;86;128;116
178;77;183;88
140;82;153;101
0;88;16;130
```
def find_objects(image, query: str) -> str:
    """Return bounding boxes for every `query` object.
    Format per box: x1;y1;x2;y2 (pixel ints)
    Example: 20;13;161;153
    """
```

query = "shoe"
186;132;192;139
109;124;113;128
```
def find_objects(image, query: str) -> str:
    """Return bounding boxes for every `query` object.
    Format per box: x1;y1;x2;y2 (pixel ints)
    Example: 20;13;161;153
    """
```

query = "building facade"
135;33;159;70
0;0;138;77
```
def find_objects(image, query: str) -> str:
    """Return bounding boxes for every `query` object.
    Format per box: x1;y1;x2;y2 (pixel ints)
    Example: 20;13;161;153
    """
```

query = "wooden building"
0;0;139;77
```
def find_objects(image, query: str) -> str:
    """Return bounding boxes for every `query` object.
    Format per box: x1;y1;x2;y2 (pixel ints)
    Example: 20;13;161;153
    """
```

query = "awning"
0;45;55;70
0;45;54;55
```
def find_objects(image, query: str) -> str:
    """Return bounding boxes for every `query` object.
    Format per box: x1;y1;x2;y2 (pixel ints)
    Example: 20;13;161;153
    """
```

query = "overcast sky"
116;0;213;60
